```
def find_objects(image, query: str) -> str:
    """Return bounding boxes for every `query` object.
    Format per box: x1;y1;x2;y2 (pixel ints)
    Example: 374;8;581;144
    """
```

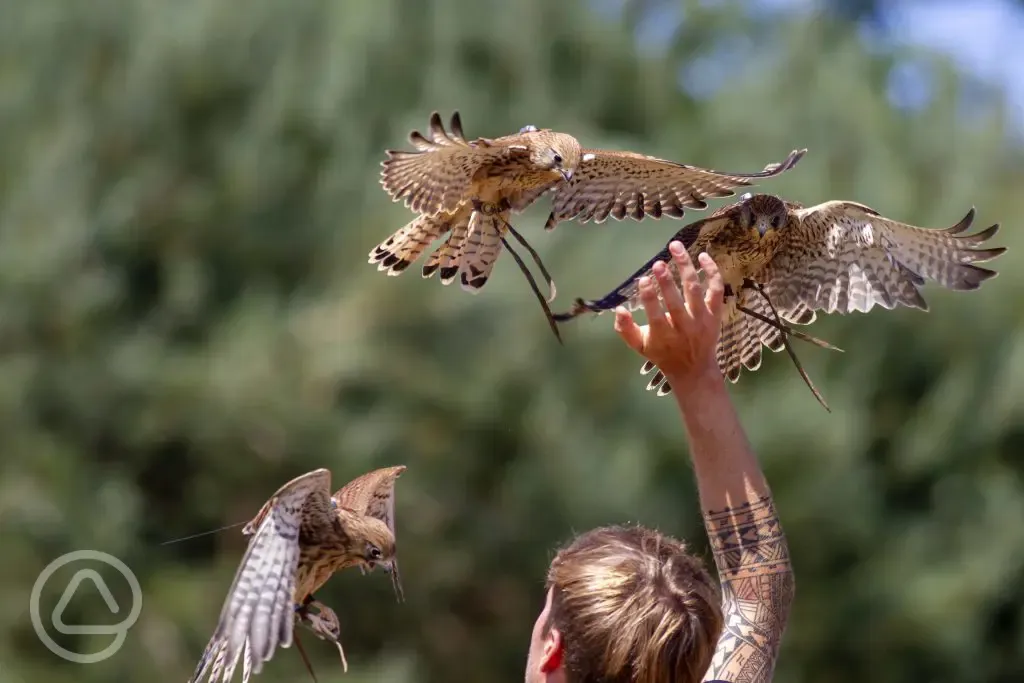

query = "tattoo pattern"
702;496;794;683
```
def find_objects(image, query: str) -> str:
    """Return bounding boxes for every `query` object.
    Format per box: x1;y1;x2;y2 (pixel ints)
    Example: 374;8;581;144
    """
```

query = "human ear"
539;627;564;673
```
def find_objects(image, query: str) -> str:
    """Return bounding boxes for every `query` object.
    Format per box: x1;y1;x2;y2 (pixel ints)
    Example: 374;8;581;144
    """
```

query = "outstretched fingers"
653;257;690;328
698;252;726;321
638;276;671;337
614;306;645;353
612;243;728;383
670;242;704;320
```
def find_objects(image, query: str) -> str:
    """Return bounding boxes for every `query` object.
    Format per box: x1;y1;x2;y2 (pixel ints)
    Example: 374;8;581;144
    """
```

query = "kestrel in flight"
370;111;806;341
554;193;1006;409
189;465;406;683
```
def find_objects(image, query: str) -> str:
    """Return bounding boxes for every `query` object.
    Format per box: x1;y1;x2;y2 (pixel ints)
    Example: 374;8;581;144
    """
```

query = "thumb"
613;307;645;353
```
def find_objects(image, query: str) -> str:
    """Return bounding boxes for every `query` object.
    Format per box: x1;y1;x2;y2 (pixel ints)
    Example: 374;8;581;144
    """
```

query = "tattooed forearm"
701;495;794;683
705;495;792;579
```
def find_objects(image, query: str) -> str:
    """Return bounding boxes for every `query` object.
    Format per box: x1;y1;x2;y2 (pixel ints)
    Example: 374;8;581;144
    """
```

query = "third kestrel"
189;465;406;682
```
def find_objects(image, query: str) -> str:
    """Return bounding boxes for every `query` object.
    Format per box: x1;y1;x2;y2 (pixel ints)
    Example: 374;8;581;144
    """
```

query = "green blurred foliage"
1;1;1022;682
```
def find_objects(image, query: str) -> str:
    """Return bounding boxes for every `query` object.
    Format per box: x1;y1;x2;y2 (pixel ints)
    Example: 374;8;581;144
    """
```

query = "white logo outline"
29;549;143;664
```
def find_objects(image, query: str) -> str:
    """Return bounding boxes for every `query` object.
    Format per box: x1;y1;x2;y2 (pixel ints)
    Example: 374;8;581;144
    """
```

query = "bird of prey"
370;111;807;341
189;465;407;683
554;193;1005;410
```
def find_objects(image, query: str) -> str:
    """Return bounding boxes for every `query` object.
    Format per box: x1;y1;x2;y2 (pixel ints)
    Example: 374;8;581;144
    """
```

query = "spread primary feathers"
370;111;807;295
189;466;406;683
555;193;1005;399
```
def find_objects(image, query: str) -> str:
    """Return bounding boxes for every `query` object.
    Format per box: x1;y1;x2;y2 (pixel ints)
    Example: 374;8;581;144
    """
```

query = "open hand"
613;241;726;384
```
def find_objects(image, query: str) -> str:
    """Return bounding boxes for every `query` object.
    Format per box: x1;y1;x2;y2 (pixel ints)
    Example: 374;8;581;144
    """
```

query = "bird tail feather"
457;209;509;293
422;209;472;284
368;213;453;277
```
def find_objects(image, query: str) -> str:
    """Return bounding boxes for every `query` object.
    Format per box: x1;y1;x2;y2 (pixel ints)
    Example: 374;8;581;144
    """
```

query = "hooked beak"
560;169;573;182
756;220;770;238
367;558;393;574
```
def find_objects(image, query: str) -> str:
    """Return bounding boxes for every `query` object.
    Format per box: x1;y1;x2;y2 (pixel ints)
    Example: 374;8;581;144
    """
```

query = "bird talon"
298;602;348;672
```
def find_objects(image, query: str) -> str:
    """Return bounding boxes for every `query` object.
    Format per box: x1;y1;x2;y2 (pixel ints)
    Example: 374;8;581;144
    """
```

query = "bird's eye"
771;215;782;229
552;153;563;165
369;546;382;559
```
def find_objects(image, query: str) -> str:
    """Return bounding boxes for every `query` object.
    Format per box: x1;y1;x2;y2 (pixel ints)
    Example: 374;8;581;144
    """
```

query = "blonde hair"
545;525;722;683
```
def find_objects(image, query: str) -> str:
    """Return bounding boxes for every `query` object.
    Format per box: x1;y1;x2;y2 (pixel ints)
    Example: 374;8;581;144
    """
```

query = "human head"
524;525;722;683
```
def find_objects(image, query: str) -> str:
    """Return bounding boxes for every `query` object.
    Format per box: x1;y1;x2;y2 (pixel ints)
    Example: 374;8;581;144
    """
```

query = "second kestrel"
554;193;1005;409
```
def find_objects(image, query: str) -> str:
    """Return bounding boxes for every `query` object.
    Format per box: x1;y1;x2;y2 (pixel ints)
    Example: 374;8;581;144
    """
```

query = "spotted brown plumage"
371;111;806;302
555;193;1005;402
529;147;806;232
189;466;406;682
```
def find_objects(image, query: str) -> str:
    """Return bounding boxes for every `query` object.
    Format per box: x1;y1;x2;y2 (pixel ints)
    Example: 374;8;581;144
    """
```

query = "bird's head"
740;193;789;239
353;516;398;574
529;132;582;183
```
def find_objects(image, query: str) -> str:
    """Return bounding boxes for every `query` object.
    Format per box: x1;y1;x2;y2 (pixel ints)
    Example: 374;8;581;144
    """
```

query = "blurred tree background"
1;0;1022;682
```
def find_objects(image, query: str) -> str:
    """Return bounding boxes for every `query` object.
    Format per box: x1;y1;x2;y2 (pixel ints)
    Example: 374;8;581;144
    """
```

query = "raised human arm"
613;242;795;683
677;372;793;683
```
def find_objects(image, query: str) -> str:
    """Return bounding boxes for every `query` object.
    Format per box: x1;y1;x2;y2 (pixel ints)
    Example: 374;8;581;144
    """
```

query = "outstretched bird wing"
764;201;1005;314
332;465;407;602
189;469;335;683
380;111;533;216
528;147;806;231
